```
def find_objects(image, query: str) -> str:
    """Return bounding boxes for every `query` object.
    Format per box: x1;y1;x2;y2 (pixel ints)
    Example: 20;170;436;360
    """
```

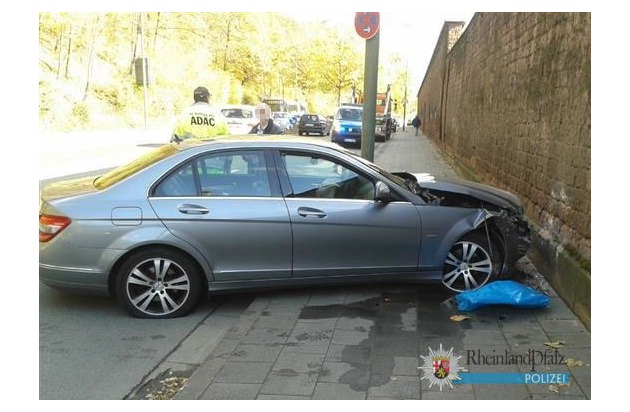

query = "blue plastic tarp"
455;280;550;311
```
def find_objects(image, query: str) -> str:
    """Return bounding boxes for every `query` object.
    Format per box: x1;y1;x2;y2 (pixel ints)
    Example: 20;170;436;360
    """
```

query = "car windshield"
337;148;414;193
336;108;362;121
94;144;179;190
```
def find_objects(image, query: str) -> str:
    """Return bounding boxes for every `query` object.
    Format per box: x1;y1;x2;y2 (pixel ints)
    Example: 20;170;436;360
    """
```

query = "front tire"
116;248;203;318
442;233;501;293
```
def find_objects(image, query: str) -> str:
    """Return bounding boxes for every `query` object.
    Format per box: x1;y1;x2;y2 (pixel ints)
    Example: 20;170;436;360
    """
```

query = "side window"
153;151;271;197
283;153;374;200
154;163;197;197
197;151;271;197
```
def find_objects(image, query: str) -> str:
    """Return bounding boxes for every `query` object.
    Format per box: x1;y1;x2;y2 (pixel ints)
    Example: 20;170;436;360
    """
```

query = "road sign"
354;12;380;40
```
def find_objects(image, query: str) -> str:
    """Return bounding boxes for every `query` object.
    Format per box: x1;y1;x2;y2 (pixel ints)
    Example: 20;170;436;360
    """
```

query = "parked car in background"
39;137;530;319
220;105;257;135
331;104;363;147
298;114;330;136
375;117;391;142
272;111;292;131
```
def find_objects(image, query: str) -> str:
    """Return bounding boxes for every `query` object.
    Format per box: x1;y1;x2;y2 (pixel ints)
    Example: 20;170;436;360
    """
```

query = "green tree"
39;12;408;131
317;27;363;106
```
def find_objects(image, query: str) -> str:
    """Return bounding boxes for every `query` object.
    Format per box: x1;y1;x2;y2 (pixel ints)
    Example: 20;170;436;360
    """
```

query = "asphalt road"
39;283;229;399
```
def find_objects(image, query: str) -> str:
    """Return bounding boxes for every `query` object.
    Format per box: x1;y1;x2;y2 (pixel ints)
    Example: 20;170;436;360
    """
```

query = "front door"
279;151;421;278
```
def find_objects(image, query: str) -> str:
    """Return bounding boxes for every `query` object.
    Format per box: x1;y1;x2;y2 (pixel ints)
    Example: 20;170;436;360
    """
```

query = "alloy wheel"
442;238;494;292
124;257;192;317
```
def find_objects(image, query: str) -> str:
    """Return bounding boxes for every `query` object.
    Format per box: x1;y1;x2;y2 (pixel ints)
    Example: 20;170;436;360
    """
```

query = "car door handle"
297;207;327;218
177;204;209;215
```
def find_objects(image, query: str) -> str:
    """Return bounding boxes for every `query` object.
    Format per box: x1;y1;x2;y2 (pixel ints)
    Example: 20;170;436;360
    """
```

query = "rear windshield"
221;108;254;119
300;115;319;123
94;144;179;190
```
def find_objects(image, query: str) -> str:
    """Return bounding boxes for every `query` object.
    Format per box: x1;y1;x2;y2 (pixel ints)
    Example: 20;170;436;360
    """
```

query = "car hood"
411;173;523;213
40;176;99;203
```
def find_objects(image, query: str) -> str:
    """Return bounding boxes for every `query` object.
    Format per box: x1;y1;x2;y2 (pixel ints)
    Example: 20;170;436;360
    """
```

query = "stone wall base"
528;223;591;330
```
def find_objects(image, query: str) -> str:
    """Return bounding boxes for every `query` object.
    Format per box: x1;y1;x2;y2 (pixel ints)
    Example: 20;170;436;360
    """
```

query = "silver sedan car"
39;137;530;318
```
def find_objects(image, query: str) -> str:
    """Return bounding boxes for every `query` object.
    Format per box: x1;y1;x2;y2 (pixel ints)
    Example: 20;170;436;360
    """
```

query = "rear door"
149;149;292;281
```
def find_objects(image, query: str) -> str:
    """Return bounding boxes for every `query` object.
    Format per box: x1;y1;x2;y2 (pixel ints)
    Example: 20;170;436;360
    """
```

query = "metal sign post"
355;12;380;162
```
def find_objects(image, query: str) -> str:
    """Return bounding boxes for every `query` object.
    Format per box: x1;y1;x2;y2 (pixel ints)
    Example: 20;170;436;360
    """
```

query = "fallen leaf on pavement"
564;358;584;368
548;383;570;394
450;315;470;322
544;340;566;349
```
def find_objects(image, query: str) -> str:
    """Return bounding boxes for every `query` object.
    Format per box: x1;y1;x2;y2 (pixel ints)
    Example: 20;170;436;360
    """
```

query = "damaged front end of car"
400;172;531;270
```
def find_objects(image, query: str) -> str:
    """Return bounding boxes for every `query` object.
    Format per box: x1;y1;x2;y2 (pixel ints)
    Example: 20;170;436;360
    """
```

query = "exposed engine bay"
392;171;531;266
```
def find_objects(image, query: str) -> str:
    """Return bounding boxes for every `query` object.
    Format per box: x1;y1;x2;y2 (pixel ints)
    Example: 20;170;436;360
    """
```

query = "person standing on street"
411;115;421;136
171;86;230;142
249;103;284;135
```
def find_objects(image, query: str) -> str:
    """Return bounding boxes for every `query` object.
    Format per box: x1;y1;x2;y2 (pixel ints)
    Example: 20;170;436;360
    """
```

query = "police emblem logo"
420;344;463;390
433;357;450;379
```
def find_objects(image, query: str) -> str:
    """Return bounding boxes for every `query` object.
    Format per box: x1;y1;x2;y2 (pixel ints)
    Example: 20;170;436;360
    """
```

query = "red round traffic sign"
354;12;380;40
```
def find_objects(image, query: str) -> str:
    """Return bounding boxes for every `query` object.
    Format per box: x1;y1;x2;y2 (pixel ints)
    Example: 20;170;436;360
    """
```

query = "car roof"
220;104;256;109
172;135;349;153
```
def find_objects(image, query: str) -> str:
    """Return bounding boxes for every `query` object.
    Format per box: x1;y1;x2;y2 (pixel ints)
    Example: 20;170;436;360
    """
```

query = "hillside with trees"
39;12;410;132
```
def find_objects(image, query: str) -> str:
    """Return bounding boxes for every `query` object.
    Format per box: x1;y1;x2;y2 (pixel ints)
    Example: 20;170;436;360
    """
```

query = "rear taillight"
39;214;71;242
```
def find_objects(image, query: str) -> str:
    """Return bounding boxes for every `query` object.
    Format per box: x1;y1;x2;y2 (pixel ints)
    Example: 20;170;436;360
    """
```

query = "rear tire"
116;248;203;319
442;232;502;293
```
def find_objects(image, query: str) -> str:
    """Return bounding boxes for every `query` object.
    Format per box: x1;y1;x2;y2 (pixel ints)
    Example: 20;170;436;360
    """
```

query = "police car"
330;104;363;148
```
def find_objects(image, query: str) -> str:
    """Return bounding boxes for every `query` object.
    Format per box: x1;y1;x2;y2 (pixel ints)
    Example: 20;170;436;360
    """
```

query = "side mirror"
374;181;396;202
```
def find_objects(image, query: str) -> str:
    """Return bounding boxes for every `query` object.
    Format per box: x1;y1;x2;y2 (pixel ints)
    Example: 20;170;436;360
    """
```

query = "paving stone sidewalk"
175;280;590;400
175;130;591;400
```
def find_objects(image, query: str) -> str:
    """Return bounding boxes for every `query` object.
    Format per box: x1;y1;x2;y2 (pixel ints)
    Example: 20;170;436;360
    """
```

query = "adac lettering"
190;116;216;126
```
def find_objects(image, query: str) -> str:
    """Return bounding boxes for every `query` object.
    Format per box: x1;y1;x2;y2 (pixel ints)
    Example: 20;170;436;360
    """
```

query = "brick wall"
417;13;591;325
417;22;465;140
